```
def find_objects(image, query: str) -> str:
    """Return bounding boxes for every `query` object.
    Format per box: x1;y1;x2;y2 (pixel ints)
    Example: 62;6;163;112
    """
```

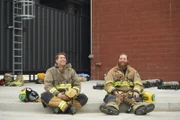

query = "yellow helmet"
142;90;155;102
36;73;45;84
37;73;45;80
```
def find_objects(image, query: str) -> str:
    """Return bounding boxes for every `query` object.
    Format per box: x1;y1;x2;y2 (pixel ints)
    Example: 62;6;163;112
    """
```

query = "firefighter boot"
99;104;120;115
133;103;155;115
122;93;148;115
144;103;155;114
133;103;147;115
54;105;77;115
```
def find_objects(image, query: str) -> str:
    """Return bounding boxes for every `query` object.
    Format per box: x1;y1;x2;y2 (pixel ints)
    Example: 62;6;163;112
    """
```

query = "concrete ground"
0;111;179;120
0;80;180;120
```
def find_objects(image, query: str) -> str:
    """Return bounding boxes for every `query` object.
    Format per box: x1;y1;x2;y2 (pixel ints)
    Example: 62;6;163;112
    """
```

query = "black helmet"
19;87;39;102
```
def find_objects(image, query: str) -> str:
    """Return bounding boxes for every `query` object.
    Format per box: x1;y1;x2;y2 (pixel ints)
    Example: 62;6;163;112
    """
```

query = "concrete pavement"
0;111;179;120
0;80;180;114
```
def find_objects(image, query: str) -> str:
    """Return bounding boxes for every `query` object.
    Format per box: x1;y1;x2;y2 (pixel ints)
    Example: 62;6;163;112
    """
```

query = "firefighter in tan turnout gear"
41;52;88;115
99;53;155;115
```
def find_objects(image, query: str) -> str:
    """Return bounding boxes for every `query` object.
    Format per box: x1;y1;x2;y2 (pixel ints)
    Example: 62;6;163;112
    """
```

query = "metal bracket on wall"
88;54;94;59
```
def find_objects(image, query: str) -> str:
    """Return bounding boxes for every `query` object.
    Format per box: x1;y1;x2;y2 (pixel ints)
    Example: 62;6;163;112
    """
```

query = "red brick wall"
91;0;180;81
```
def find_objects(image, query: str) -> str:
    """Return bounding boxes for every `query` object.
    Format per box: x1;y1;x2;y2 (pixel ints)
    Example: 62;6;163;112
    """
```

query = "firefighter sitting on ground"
99;53;155;115
41;52;88;115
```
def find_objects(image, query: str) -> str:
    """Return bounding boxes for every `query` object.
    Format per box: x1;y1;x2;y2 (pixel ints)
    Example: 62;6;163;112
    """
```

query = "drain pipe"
88;0;94;59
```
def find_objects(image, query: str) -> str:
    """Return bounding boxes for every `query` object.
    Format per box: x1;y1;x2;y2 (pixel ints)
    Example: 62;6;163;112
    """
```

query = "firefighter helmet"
36;73;45;84
142;90;155;102
19;87;39;102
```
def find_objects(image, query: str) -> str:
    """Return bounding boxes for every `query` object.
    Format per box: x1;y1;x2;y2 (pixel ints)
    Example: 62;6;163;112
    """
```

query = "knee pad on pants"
41;92;54;104
104;94;116;103
75;93;88;106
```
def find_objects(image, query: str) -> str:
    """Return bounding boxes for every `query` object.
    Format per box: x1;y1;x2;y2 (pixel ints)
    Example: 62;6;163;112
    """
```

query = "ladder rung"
14;69;22;71
14;41;22;44
14;48;22;50
13;1;22;3
14;28;22;30
14;14;23;18
14;35;22;37
14;21;22;23
13;2;22;5
14;56;22;57
14;62;22;64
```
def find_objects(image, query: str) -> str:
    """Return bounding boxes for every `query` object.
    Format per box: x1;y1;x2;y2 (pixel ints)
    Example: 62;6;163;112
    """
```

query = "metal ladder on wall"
12;0;23;75
11;0;35;75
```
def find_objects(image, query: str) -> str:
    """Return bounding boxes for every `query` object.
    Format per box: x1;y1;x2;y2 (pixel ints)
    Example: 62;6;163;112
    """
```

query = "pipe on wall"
88;0;93;59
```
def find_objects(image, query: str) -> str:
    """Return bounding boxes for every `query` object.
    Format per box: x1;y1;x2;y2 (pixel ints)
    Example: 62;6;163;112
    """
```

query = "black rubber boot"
134;105;147;115
146;103;155;114
99;104;120;115
54;107;62;114
65;105;77;115
54;105;77;115
134;103;155;115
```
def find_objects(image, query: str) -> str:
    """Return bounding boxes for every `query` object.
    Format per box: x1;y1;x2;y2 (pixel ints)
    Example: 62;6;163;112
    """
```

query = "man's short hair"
55;52;66;60
119;53;128;59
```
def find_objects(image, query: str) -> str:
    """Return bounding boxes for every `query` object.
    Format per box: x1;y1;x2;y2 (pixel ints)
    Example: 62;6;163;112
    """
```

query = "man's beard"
118;62;128;70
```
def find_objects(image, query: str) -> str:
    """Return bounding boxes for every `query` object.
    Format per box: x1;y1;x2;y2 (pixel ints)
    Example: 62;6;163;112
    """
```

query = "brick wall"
91;0;180;81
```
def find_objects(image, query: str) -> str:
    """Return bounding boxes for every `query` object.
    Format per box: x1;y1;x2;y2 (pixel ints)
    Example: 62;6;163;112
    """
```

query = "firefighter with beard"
99;53;155;115
41;52;88;115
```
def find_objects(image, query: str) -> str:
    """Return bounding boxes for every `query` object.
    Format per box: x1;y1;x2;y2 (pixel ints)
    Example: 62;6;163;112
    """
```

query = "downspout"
88;0;93;59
